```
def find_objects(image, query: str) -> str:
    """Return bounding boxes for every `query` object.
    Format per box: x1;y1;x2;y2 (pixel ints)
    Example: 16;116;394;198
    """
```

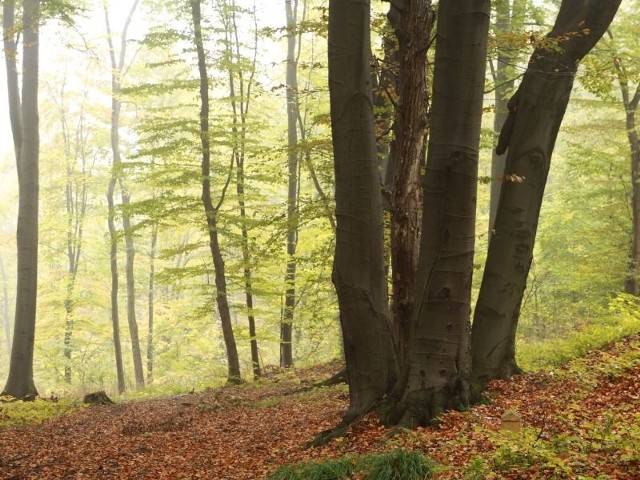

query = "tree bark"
191;0;242;384
281;0;301;369
327;0;397;420
3;0;40;399
472;0;622;386
489;0;525;235
147;223;158;384
104;0;145;390
611;52;640;295
388;0;490;427
386;0;434;363
220;1;262;379
0;253;11;358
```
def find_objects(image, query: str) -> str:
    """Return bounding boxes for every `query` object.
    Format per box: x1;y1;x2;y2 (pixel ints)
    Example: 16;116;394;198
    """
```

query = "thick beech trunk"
191;0;242;383
472;0;621;385
328;0;397;419
3;0;40;399
388;0;490;427
387;0;433;362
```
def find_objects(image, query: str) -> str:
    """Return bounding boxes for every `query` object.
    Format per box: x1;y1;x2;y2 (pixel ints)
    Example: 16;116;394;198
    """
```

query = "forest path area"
1;335;639;480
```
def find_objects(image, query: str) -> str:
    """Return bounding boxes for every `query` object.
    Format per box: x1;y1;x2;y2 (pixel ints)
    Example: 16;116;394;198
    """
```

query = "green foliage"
269;450;435;480
0;397;83;428
518;296;640;371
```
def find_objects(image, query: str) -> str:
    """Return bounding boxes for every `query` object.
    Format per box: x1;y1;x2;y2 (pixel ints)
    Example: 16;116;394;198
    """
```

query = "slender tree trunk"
281;0;300;369
107;179;126;394
489;0;516;235
386;0;434;362
104;1;145;389
191;0;242;383
3;0;40;399
388;0;490;428
59;85;89;385
223;2;262;379
327;0;397;421
472;0;621;386
147;223;157;384
611;53;640;295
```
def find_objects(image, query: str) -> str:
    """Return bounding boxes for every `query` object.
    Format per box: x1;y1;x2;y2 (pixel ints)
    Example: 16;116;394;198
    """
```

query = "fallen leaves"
0;336;639;479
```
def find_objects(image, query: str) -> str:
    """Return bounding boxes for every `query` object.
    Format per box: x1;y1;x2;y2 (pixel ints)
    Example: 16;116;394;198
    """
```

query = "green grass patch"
0;397;84;428
517;311;640;371
269;450;435;480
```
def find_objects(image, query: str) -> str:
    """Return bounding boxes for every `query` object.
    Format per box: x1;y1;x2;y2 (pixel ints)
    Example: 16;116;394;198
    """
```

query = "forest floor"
1;333;639;479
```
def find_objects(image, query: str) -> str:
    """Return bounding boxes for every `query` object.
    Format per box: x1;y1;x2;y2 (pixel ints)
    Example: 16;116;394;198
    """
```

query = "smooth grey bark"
281;0;300;369
386;0;434;362
472;0;622;385
191;0;242;383
327;0;397;421
0;253;11;358
388;0;490;427
105;0;145;390
3;0;40;399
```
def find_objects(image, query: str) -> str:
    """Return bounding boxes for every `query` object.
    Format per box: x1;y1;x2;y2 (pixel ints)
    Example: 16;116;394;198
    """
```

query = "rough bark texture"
472;0;622;385
191;0;242;384
3;0;40;399
387;0;433;363
328;0;397;419
389;0;490;428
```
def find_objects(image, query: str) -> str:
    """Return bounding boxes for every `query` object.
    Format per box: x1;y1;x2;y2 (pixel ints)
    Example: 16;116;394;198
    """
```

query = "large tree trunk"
386;0;434;363
191;0;242;384
328;0;397;420
471;0;621;385
388;0;490;428
3;0;40;399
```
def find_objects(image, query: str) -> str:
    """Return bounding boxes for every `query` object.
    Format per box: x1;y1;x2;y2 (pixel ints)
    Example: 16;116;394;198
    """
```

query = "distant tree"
217;0;262;378
191;0;242;383
2;0;41;399
0;253;12;360
472;0;622;385
104;0;143;392
281;0;300;370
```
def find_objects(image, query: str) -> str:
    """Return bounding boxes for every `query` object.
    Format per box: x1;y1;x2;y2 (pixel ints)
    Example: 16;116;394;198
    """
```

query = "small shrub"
269;450;435;480
0;397;83;427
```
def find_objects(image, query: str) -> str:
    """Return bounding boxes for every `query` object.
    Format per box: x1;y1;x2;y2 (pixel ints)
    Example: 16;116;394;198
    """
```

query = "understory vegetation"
1;330;639;478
